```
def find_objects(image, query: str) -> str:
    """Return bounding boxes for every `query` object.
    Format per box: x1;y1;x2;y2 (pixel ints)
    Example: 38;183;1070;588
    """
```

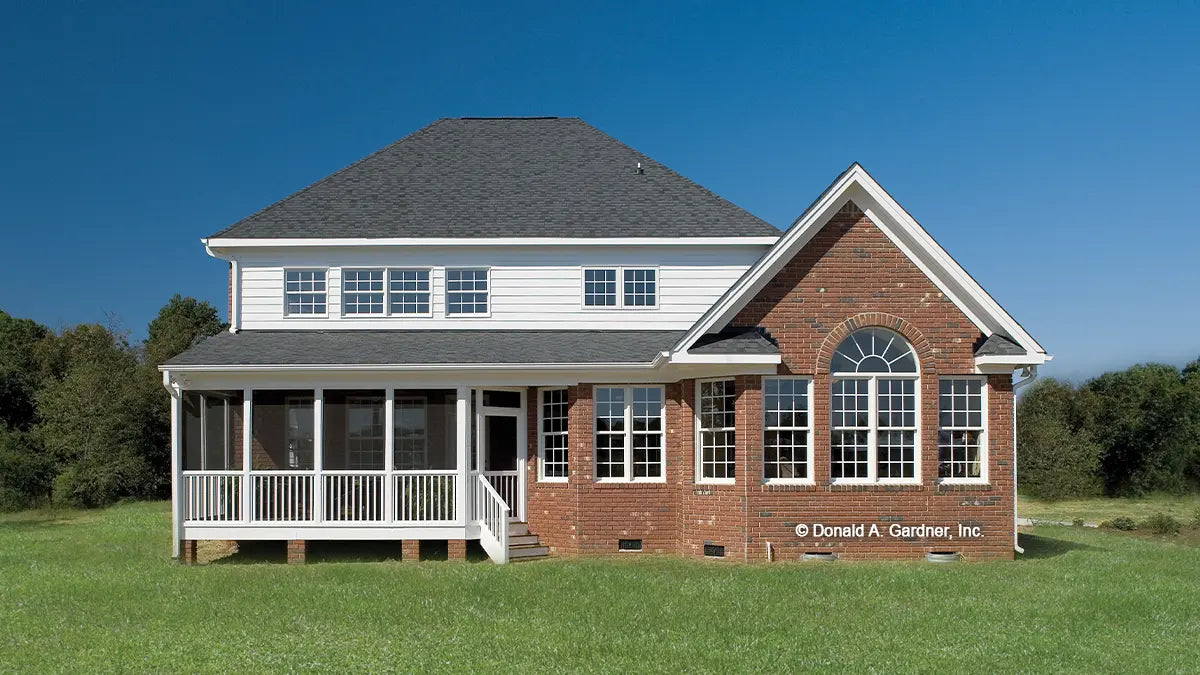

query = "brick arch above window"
815;312;936;375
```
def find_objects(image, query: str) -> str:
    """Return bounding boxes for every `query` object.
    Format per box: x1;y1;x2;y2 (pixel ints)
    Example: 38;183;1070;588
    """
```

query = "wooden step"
508;521;530;537
509;544;549;560
509;534;540;546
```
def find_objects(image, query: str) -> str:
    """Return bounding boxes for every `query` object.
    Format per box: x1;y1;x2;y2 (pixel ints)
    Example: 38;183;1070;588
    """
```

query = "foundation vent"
618;539;642;552
703;544;725;558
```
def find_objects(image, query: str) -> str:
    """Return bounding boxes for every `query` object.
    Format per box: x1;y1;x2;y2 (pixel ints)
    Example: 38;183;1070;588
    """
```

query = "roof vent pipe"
634;162;644;175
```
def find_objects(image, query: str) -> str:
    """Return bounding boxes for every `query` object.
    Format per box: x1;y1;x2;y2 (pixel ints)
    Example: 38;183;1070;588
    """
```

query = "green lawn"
2;503;1199;672
1019;492;1200;524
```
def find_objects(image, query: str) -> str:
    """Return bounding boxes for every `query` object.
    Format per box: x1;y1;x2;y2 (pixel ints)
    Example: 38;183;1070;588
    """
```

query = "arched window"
830;328;919;482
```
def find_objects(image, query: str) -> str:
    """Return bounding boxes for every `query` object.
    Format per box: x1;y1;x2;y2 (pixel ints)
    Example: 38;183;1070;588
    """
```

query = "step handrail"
475;474;510;564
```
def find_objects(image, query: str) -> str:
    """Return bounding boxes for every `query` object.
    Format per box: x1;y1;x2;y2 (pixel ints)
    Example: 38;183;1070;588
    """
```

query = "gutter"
1011;365;1039;554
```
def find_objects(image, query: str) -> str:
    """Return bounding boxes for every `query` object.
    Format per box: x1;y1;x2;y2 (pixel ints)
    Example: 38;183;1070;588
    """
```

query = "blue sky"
1;1;1197;381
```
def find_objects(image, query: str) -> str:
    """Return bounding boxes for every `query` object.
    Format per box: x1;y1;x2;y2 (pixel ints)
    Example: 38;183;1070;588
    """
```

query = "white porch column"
456;386;469;525
313;388;324;524
242;389;252;524
170;384;183;559
384;388;395;523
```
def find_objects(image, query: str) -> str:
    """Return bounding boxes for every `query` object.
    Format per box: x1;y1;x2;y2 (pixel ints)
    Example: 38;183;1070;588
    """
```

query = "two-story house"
161;117;1048;564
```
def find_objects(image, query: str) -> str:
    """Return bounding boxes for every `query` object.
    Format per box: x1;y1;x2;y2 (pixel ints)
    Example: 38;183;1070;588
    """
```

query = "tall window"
345;395;385;469
583;269;617;306
594;386;664;481
389;269;431;315
343;269;385;315
394;397;428;470
539;388;569;481
697;379;736;482
284;270;327;315
623;268;657;307
830;328;918;482
446;268;489;315
938;378;985;481
763;378;812;482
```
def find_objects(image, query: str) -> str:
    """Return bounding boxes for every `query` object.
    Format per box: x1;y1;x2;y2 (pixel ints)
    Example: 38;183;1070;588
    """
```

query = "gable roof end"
672;163;1049;368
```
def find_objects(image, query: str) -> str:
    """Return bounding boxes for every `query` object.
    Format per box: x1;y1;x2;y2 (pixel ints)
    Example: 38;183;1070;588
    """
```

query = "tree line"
0;297;223;510
1018;361;1200;500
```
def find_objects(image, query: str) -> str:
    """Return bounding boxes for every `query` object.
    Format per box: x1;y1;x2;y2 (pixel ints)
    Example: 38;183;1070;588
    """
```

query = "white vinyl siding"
235;245;767;330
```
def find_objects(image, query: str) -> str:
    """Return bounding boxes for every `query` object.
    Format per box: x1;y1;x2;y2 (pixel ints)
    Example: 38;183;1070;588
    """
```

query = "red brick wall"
524;201;1015;561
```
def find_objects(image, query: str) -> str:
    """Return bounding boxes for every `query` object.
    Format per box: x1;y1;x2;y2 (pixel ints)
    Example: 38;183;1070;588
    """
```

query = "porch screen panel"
182;390;243;471
393;389;458;470
323;390;386;471
250;390;315;470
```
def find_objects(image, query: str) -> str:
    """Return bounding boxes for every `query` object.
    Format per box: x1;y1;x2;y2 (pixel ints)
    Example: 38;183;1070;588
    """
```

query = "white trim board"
671;163;1049;366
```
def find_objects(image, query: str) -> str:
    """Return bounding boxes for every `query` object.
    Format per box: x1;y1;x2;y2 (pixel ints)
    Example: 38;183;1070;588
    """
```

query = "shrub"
1142;512;1181;536
1106;516;1138;531
51;450;153;509
0;432;56;511
1192;506;1200;529
1017;403;1103;501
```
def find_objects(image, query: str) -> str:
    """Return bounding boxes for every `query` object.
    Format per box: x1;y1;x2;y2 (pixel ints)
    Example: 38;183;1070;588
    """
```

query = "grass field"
1019;492;1200;524
2;502;1199;672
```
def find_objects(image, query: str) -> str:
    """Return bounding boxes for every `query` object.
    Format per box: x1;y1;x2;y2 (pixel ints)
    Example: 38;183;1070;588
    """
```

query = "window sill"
763;479;815;487
936;480;992;489
537;477;569;485
594;479;668;487
696;478;736;486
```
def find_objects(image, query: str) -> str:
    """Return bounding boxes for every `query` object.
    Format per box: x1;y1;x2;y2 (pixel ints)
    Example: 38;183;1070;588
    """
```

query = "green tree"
143;295;225;369
1017;378;1103;500
0;311;53;430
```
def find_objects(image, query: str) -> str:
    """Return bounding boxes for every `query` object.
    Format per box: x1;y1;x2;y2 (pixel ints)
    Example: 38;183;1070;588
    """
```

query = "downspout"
1011;365;1038;554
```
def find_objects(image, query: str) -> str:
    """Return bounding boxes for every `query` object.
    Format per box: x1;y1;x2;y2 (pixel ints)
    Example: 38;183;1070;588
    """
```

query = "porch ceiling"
163;329;686;368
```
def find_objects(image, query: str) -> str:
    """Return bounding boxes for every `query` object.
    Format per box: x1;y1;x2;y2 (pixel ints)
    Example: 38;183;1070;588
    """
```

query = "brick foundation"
447;539;467;561
286;539;307;564
181;539;197;565
402;539;420;561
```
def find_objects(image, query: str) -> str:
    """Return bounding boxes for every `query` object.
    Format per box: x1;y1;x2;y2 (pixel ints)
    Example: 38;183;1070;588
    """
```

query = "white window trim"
386;267;435;318
695;377;736;485
537;387;569;483
445;267;491;318
283;268;329;318
937;377;989;485
340;268;387;318
829;373;922;485
762;377;815;485
579;266;660;310
591;385;666;483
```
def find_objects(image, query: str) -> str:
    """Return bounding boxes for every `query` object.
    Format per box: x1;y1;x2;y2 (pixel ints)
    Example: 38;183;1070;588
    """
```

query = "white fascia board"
203;236;779;249
975;353;1051;368
672;164;1048;361
668;353;782;365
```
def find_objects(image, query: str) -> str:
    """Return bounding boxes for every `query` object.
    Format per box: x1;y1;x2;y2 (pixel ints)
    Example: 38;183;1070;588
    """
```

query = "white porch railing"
183;471;242;522
182;470;462;525
475;474;510;564
480;470;518;517
394;471;457;523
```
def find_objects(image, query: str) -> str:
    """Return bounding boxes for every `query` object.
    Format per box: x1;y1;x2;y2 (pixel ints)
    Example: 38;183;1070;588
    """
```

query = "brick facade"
525;202;1016;561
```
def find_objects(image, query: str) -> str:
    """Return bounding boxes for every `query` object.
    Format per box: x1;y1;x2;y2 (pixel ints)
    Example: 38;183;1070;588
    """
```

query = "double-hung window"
342;269;385;315
284;270;327;315
697;379;736;482
938;378;986;482
582;267;657;308
446;268;489;315
388;269;431;315
830;328;919;482
539;388;569;481
763;378;812;482
593;386;664;481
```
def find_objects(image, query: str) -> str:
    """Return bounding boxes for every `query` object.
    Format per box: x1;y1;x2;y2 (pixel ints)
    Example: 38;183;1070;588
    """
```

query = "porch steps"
507;521;549;561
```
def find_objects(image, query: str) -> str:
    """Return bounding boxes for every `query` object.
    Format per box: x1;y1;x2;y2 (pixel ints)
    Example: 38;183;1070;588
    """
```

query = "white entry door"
475;389;526;521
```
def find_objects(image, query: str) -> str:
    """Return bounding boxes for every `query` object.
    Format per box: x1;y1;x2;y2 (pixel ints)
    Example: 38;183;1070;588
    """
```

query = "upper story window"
938;378;986;482
342;269;385;315
389;269;431;315
830;328;918;483
446;268;489;316
697;378;736;483
284;269;327;315
582;267;657;308
583;269;617;306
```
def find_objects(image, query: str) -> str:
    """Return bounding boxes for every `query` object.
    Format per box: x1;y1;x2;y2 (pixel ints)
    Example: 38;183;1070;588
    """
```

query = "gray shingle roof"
688;328;779;355
975;333;1026;357
211;117;779;240
163;330;686;367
